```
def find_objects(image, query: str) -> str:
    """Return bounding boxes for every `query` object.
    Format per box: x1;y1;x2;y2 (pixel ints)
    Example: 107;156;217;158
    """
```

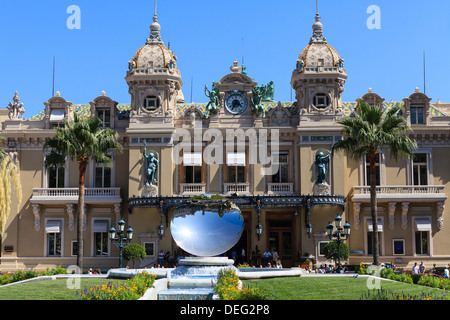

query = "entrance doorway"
268;217;295;267
227;212;250;266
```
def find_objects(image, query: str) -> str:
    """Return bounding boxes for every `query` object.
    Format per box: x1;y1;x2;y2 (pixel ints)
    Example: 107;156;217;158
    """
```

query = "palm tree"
331;99;417;266
44;114;122;271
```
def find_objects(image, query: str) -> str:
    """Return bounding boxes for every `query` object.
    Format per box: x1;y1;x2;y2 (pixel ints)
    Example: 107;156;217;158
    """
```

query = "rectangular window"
144;242;155;257
413;153;428;186
272;152;289;183
410;104;424;125
228;166;246;184
48;166;65;188
95;233;108;256
95;156;112;188
185;166;202;184
415;231;429;255
71;241;78;256
97;109;111;128
393;239;405;255
318;241;329;256
365;155;380;186
93;220;109;256
46;220;62;257
48;233;61;256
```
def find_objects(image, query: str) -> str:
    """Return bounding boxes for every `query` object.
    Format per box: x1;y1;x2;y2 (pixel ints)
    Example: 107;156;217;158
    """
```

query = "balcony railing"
267;183;294;195
180;183;206;196
31;188;122;204
223;183;250;195
352;185;447;202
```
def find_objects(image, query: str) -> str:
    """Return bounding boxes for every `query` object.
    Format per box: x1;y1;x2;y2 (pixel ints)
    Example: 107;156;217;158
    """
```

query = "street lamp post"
109;218;134;268
326;214;350;272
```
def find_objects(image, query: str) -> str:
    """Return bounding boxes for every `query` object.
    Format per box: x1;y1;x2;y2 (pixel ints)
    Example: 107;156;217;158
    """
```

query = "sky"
0;0;449;118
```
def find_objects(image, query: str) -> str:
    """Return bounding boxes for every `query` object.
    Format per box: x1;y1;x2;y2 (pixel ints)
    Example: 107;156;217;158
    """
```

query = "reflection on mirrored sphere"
171;203;244;257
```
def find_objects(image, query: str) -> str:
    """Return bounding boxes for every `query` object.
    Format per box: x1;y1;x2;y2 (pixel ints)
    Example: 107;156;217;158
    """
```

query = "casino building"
1;9;449;272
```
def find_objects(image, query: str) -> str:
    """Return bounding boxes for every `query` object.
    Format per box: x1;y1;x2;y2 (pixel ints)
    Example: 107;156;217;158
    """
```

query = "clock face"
225;92;248;115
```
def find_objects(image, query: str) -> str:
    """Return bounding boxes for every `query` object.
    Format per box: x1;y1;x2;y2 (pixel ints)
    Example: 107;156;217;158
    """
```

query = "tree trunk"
77;160;87;272
369;153;380;266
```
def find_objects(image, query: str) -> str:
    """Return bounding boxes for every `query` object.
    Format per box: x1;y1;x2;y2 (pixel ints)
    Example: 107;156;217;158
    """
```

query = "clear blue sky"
1;0;449;118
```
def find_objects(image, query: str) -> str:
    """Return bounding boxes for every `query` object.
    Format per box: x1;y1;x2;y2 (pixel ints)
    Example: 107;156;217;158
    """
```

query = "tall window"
97;109;111;128
410;104;424;125
415;231;429;255
272;152;289;183
185;166;202;184
228;166;246;184
48;166;65;188
183;152;202;184
93;220;109;256
365;155;380;186
95;155;112;188
367;232;382;256
414;218;431;255
46;220;62;257
413;153;428;186
226;152;246;184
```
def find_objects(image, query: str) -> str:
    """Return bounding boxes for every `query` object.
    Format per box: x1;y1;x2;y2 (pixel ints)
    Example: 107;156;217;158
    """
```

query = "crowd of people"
412;261;450;278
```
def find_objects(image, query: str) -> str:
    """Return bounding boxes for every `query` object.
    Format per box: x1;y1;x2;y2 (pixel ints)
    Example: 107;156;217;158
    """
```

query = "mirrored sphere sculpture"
171;203;244;257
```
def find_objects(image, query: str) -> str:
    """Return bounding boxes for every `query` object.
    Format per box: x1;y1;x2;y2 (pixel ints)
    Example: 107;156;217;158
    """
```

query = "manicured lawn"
2;275;450;300
0;278;125;300
243;276;450;300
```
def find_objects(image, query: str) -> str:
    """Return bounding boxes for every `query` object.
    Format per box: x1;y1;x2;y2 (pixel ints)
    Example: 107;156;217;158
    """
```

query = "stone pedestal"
142;183;158;197
314;182;330;196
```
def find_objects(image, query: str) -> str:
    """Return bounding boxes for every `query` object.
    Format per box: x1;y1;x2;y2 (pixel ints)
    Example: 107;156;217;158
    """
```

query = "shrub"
322;241;349;264
123;244;146;268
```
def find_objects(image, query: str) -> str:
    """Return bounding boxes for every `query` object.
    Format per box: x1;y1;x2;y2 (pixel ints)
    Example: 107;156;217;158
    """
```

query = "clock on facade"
225;91;248;115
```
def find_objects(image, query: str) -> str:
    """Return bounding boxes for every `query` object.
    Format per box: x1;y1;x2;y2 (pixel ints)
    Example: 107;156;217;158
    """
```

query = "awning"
46;220;61;233
415;218;432;232
367;218;383;232
50;109;65;122
93;220;108;233
227;152;246;166
183;152;202;167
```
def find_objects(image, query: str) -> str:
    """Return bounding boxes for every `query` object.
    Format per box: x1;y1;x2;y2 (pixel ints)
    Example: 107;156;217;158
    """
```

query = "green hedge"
0;267;67;286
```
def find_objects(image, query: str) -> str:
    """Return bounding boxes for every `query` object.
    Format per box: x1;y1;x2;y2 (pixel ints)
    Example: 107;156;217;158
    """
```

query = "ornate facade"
1;10;449;271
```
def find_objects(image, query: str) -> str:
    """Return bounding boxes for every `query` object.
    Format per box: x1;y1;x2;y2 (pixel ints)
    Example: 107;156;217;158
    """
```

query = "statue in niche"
315;151;330;185
143;141;159;186
204;82;220;115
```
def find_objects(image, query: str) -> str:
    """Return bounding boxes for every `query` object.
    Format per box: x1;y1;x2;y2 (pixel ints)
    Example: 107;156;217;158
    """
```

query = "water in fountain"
157;202;243;300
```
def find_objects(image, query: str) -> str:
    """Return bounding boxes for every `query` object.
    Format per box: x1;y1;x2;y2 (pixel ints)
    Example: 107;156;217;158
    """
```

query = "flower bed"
214;269;273;300
76;271;156;300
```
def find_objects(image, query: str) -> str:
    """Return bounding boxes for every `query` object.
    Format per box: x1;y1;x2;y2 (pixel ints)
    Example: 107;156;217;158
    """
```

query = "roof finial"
316;0;319;19
310;0;326;43
147;0;162;44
